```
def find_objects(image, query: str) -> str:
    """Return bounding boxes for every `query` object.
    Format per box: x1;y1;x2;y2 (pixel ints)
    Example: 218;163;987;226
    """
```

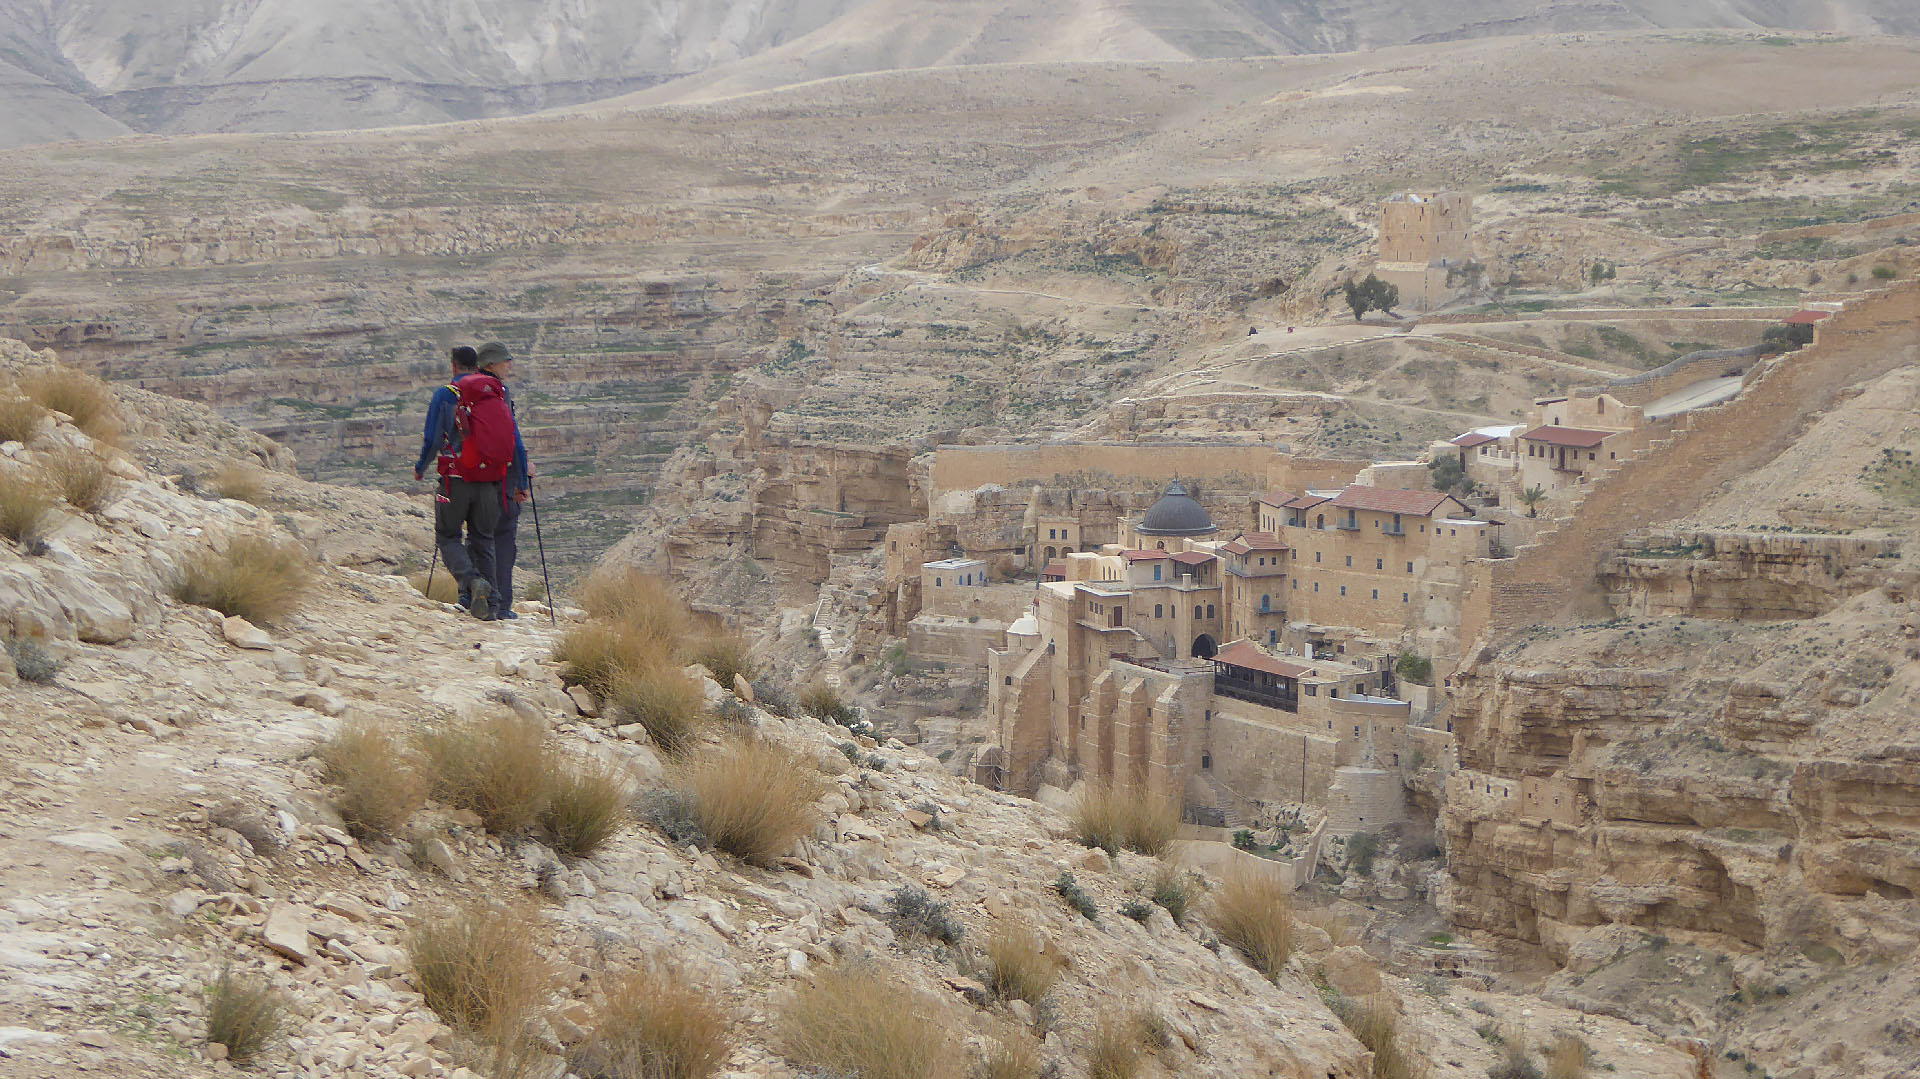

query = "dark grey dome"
1137;481;1217;536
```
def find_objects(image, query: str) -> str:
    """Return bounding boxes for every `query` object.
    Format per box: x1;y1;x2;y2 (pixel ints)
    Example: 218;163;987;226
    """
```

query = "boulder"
1320;945;1381;997
222;616;273;651
261;904;312;964
567;685;599;718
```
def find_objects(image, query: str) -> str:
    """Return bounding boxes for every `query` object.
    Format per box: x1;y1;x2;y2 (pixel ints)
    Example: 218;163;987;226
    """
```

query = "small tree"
1517;485;1547;518
1760;322;1814;354
1428;456;1464;493
1343;274;1400;321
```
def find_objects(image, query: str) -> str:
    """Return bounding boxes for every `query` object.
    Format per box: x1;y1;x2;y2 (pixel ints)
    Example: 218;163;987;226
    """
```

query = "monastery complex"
868;196;1920;854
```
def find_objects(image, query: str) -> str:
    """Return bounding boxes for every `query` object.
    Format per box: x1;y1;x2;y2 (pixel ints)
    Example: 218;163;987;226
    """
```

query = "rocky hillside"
0;340;1712;1079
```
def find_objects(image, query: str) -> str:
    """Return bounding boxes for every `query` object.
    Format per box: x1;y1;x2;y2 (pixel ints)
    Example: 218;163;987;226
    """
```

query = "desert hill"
0;0;1917;143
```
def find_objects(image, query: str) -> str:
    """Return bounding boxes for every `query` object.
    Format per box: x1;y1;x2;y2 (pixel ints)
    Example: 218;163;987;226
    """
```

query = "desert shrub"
540;755;631;858
1071;780;1178;858
800;684;857;726
1340;995;1421;1079
210;461;268;504
577;565;687;647
781;964;955;1079
0;472;52;544
982;924;1061;1005
41;447;115;512
605;663;707;754
1394;653;1434;687
408;901;551;1048
5;637;62;683
689;631;752;686
570;961;731;1079
664;736;825;861
22;367;120;442
1086;1015;1143;1079
210;800;282;856
1546;1033;1591;1079
204;966;286;1064
979;1034;1043;1079
409;571;460;604
751;677;795;717
417;710;555;835
1488;1024;1542;1079
520;577;549;604
553;620;659;697
318;720;427;840
173;535;312;625
1054;873;1098;922
1120;899;1153;924
0;395;45;443
1209;868;1292;982
1149;864;1193;926
1872;265;1898;280
884;885;964;946
1346;832;1380;877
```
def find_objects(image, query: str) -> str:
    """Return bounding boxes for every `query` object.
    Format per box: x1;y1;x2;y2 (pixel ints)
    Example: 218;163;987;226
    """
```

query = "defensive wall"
1580;345;1762;409
928;442;1363;500
1459;279;1920;648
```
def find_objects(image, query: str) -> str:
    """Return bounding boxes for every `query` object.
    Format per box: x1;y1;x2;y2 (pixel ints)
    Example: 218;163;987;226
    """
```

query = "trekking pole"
425;544;440;601
528;477;556;626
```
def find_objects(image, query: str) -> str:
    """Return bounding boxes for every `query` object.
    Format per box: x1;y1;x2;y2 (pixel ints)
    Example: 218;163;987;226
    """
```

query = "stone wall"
1460;279;1920;647
930;442;1278;497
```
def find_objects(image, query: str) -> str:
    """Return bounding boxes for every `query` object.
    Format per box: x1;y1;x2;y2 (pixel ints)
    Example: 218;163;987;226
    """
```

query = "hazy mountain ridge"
0;0;1914;143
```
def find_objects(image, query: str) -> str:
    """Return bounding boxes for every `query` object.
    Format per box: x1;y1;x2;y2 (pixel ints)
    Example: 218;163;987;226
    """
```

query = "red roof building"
1783;309;1832;325
1451;431;1499;449
1214;639;1311;679
1520;425;1614;449
1330;485;1464;517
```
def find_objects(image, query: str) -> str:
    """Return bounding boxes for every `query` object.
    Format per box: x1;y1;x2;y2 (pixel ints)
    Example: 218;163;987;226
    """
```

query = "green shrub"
884;885;963;946
1149;864;1193;926
1055;873;1098;922
6;637;62;684
800;684;857;725
1346;832;1380;877
751;677;795;717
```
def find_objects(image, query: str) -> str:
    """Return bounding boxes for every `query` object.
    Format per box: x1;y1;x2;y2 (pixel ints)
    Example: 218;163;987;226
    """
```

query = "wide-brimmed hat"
476;341;514;369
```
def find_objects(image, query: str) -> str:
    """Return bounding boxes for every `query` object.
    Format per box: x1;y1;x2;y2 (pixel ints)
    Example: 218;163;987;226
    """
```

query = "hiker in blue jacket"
475;341;530;619
413;345;501;619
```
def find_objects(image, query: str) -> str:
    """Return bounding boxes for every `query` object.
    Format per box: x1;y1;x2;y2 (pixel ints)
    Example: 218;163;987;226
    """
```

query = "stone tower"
1375;191;1473;312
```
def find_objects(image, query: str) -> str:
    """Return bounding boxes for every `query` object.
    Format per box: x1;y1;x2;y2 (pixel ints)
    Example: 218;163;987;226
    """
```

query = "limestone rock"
222;616;273;651
734;673;754;702
261;903;312;963
1320;946;1381;997
568;685;599;718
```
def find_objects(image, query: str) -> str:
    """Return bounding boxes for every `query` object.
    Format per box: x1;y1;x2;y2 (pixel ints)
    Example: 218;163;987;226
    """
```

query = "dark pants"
436;479;499;591
483;498;520;615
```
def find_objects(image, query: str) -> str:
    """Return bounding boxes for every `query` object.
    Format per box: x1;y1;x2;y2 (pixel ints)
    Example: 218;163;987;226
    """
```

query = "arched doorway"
1191;634;1218;660
1045;546;1056;560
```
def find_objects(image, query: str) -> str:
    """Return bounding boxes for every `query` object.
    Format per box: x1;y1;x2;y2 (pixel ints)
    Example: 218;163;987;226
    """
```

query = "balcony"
1382;526;1406;537
1213;672;1298;713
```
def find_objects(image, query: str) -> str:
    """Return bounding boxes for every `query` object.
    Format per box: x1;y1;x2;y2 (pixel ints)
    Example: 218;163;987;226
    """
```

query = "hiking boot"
467;578;493;620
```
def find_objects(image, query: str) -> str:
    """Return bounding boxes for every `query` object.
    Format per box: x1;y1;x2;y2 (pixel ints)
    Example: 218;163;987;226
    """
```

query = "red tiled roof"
1214;640;1310;679
1237;532;1286;551
1330;485;1463;517
1520;425;1614;449
1258;489;1295;508
1121;550;1170;562
1784;309;1832;325
1221;540;1251;555
1169;551;1215;566
1283;493;1331;510
1041;561;1067;577
1451;432;1499;448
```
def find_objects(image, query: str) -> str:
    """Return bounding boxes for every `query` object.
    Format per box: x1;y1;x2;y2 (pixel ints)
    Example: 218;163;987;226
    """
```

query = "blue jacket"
416;375;529;492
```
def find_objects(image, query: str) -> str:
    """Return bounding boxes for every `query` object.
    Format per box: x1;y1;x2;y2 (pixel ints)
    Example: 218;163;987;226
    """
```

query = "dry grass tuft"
0;395;46;443
318;720;427;840
1208;867;1293;982
1343;995;1424;1079
979;1032;1043;1079
688;631;752;686
570;960;731;1079
40;447;116;512
417;710;555;835
210;461;269;504
1546;1033;1591;1079
204;966;286;1064
1071;779;1179;858
554;619;663;698
1086;1015;1143;1079
577;565;688;646
667;735;826;862
173;535;313;625
407;901;551;1048
799;684;857;726
22;367;120;442
606;663;708;754
410;571;461;604
0;471;53;544
540;755;631;858
782;964;956;1079
981;924;1062;1006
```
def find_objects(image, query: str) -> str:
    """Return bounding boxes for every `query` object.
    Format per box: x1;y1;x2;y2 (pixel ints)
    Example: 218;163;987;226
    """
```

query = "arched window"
1260;594;1271;612
1193;605;1203;620
1154;604;1163;618
1045;547;1056;560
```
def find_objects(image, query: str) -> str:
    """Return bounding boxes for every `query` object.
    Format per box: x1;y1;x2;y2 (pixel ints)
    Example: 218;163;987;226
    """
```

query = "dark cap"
476;341;514;369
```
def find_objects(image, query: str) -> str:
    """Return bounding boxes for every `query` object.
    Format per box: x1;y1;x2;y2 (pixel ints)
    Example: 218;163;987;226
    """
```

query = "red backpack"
438;373;515;483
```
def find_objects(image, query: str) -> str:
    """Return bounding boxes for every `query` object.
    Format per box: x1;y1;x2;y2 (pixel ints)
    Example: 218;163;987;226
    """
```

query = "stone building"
1374;191;1473;312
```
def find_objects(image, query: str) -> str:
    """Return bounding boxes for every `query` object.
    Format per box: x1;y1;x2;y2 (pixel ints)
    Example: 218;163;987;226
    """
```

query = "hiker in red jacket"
414;346;515;620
